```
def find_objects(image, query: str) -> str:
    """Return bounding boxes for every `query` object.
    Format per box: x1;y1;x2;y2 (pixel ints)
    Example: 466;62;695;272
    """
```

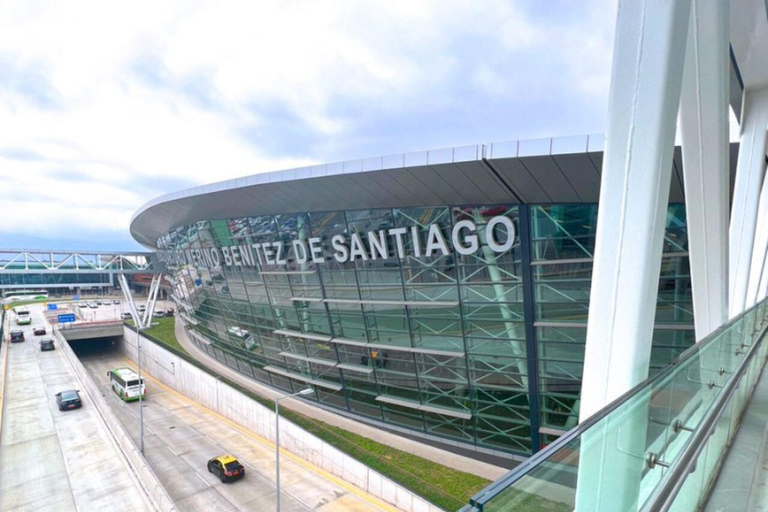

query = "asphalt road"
0;305;151;512
75;338;393;512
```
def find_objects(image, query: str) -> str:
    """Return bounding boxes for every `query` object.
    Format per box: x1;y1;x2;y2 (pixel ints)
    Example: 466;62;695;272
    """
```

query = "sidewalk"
172;320;510;481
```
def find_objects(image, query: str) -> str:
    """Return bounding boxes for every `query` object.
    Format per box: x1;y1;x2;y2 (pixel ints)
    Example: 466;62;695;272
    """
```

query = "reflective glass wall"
157;203;692;456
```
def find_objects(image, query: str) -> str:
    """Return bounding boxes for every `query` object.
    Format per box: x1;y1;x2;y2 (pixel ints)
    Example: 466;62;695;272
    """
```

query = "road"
0;305;151;512
75;330;393;511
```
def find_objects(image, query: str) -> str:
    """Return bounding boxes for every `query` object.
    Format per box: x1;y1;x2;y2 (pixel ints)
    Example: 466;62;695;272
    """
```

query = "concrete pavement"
0;305;152;512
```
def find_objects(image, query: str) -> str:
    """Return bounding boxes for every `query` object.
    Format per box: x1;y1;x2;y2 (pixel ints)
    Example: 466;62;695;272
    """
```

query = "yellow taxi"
207;455;245;483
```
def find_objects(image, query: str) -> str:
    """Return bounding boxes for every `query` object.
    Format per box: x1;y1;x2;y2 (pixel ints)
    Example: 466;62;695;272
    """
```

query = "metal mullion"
448;205;479;446
253;220;295;392
519;204;542;452
306;212;348;409
392;207;428;431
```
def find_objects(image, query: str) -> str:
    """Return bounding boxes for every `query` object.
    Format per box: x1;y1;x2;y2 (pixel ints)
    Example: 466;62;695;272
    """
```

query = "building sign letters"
158;215;516;269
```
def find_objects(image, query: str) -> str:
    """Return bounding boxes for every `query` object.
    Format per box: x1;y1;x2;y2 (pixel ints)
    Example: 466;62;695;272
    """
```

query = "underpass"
0;306;152;512
0;298;429;512
74;336;392;512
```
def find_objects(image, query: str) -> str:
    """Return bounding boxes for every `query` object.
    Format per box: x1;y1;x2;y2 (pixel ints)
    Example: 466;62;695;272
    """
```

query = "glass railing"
464;298;768;512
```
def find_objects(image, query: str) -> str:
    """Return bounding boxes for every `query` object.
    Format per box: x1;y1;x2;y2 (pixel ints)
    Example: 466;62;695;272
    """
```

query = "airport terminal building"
131;136;738;458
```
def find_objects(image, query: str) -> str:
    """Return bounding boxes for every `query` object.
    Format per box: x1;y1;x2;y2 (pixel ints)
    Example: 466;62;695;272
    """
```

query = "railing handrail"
59;319;124;329
469;298;768;509
641;318;768;511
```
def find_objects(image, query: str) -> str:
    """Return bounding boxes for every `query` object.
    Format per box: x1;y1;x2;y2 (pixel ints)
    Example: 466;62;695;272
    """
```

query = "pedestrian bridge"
463;299;768;512
0;249;159;275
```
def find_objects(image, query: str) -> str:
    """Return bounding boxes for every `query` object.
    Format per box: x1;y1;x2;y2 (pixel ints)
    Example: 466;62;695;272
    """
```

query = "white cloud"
0;0;620;249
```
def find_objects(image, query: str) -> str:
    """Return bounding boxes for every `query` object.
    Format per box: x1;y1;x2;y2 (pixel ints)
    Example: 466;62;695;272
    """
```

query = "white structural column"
729;87;768;317
576;2;691;511
759;245;768;301
746;173;768;307
678;0;730;340
579;0;692;422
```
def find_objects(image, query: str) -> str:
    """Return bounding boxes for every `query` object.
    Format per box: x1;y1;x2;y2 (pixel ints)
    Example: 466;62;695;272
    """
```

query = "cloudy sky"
0;0;619;251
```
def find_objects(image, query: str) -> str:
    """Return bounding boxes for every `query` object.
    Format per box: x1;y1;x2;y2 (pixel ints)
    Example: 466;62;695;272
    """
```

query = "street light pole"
137;322;144;455
275;388;313;512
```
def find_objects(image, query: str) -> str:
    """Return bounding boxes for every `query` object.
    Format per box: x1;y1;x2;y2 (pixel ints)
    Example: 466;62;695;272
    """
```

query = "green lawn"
126;317;186;353
128;317;493;511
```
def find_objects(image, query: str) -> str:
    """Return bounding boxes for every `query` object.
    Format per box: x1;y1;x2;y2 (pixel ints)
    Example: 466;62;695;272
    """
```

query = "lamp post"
137;321;145;455
275;387;313;512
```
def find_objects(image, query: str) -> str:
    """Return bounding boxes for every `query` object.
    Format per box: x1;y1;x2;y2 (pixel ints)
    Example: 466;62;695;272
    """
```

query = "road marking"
123;357;401;512
195;472;210;487
0;317;9;444
167;445;179;457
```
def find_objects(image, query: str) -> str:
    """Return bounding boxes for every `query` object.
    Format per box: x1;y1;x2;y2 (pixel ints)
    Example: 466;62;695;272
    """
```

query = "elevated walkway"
462;298;768;512
704;360;768;511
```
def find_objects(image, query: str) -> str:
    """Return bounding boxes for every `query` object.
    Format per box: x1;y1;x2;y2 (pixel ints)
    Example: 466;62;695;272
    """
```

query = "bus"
15;307;31;325
107;367;147;402
2;289;49;304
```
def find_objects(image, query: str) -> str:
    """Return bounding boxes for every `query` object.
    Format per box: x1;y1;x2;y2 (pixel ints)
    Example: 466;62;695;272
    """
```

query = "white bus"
2;289;48;304
15;307;31;325
107;367;146;402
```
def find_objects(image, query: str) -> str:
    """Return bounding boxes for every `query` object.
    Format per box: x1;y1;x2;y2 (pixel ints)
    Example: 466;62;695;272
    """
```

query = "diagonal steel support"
142;274;162;328
118;274;143;326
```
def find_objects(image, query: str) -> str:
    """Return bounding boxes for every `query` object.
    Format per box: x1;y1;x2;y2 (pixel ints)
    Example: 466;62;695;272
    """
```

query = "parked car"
10;330;25;342
55;389;82;410
121;312;132;320
77;301;88;307
40;339;55;351
165;308;175;317
87;301;98;308
33;326;47;336
113;299;120;305
154;310;166;318
95;300;103;306
207;455;245;483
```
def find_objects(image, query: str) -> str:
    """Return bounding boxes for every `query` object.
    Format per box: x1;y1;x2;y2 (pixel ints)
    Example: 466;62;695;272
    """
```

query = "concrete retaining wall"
56;331;176;512
121;328;446;512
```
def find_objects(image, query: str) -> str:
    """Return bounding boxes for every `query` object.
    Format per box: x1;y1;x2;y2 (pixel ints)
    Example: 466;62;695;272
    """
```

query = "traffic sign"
47;304;58;310
58;313;76;323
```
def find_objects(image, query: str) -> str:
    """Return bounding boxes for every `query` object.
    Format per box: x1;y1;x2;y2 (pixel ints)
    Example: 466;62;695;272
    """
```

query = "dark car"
113;299;120;305
121;312;132;320
207;455;245;483
40;339;55;351
165;308;175;317
55;389;82;410
33;326;46;336
10;330;24;343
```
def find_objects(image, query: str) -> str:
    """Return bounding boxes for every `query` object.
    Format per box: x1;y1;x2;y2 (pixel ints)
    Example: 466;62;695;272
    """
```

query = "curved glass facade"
157;203;693;456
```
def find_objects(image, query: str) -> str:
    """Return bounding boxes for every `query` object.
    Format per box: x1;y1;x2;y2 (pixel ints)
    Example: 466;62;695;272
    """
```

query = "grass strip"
125;320;490;511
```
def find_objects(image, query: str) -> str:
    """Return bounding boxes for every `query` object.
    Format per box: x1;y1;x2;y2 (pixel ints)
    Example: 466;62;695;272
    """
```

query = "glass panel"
471;299;768;512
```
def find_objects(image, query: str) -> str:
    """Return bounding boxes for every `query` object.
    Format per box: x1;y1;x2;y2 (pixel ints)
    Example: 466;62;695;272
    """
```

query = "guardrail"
59;319;124;329
464;297;768;512
55;331;176;512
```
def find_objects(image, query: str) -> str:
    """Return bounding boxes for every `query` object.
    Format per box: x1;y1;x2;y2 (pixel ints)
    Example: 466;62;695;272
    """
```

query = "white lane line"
243;462;255;471
195;472;210;487
166;445;179;457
